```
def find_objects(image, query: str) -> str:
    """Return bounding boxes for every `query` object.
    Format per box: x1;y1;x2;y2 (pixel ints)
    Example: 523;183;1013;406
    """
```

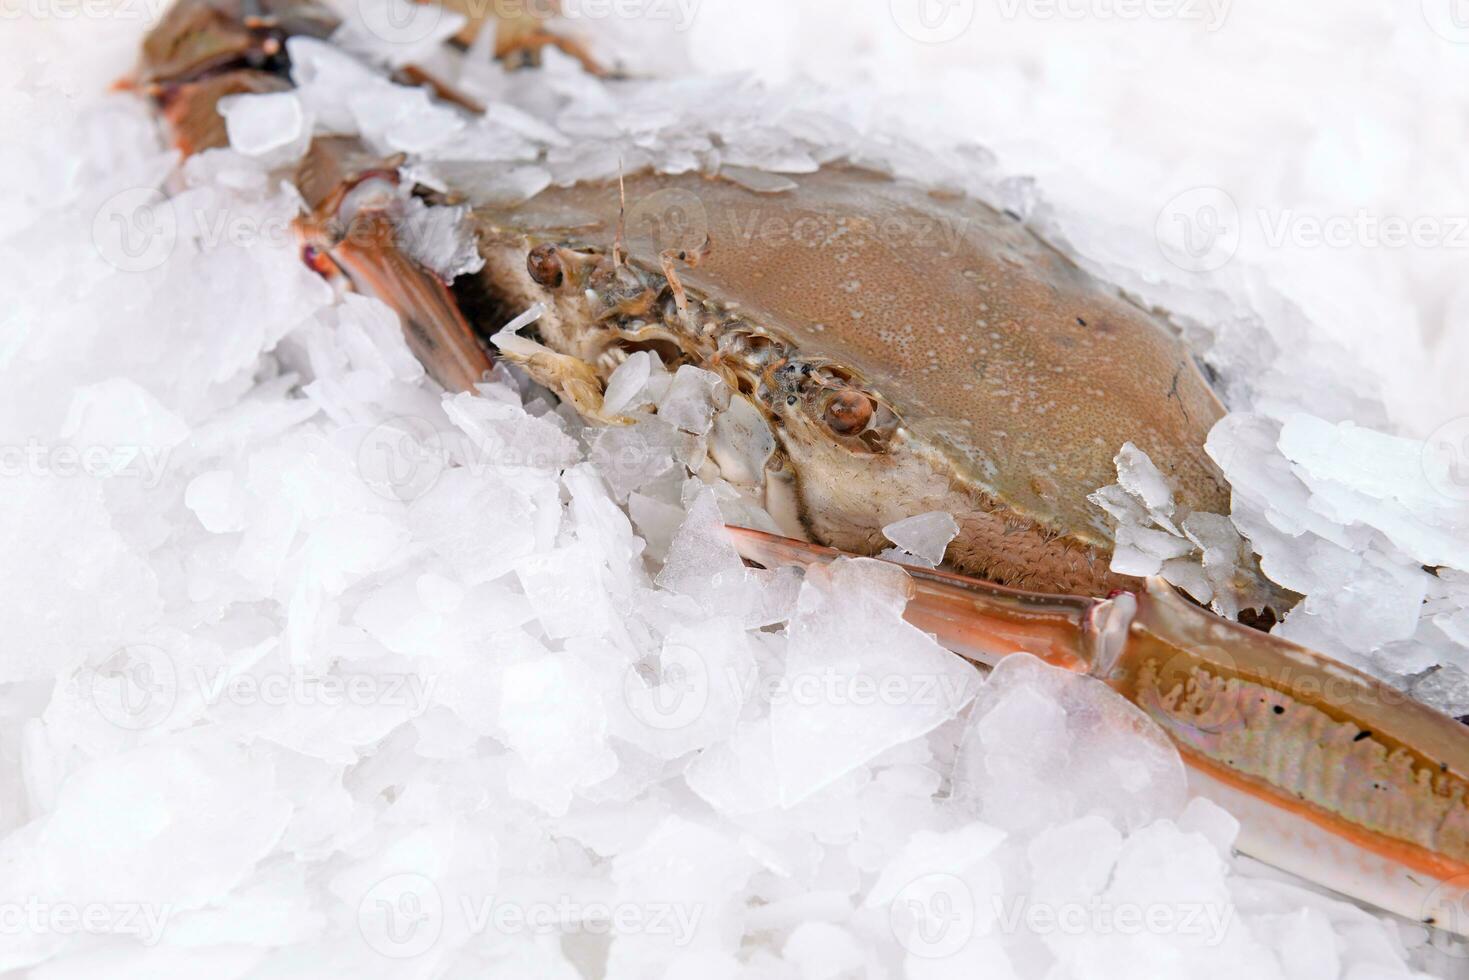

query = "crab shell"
464;167;1230;595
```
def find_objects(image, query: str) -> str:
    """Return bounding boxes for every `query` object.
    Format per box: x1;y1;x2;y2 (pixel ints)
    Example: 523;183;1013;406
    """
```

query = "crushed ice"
0;7;1456;978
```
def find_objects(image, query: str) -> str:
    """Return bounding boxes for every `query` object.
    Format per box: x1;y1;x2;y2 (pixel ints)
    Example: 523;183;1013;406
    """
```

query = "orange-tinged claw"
726;524;1469;934
1115;580;1469;928
156;69;292;157
726;525;1099;673
329;209;494;393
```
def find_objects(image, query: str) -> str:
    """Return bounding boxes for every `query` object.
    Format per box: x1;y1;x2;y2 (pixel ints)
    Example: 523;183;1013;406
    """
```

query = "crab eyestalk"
728;525;1469;935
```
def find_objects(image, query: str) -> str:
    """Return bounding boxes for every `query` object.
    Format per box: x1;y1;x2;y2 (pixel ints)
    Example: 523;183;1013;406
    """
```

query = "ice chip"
602;350;654;417
185;470;249;534
1026;815;1123;909
219;92;309;160
882;511;960;566
1115;441;1176;516
772;558;980;805
658;365;729;435
953;654;1187;834
397;198;485;281
656;483;762;620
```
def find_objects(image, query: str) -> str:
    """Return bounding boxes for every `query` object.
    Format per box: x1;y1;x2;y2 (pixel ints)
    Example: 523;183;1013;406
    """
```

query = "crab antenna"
613;164;628;270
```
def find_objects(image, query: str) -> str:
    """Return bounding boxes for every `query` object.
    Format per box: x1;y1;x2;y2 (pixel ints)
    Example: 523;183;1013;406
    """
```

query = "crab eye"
823;389;874;435
527;244;564;288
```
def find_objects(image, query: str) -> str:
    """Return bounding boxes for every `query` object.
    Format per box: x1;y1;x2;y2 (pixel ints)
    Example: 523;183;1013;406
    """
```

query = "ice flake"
658;365;729;436
397;197;486;281
952;654;1186;835
882;511;960;567
772;558;980;805
602;350;655;417
218;91;311;163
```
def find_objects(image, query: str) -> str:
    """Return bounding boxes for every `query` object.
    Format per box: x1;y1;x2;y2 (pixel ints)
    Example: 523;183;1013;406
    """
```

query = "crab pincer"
134;0;494;394
728;524;1469;935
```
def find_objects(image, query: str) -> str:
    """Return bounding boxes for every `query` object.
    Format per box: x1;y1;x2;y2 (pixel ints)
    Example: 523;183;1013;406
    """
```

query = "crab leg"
137;0;494;394
294;138;493;393
727;525;1469;935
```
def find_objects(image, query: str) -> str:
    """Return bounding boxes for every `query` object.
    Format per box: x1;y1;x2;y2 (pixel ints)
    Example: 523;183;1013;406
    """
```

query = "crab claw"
725;524;1469;936
327;209;494;393
292;144;493;394
725;524;1101;673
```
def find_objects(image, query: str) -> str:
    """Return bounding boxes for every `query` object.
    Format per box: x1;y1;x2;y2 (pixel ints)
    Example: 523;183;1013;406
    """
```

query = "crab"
133;0;1469;936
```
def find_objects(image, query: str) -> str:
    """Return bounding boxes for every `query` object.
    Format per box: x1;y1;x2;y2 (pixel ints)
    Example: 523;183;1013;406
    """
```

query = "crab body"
467;168;1229;594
